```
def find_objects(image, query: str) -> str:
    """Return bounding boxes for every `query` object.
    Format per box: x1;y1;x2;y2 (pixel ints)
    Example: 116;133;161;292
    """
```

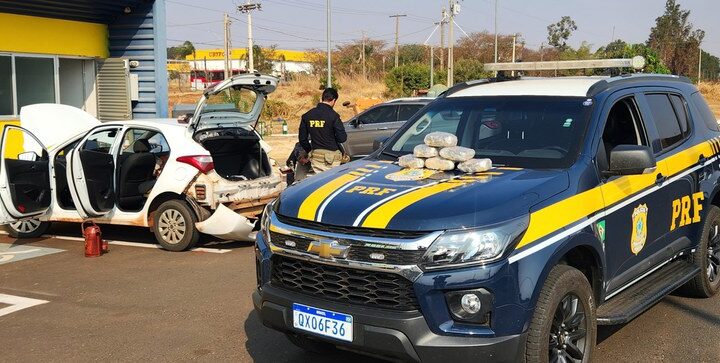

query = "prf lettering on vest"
345;185;397;196
309;120;326;128
670;192;704;231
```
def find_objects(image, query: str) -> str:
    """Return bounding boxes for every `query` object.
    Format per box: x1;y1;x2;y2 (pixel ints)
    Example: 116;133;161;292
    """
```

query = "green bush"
385;63;432;97
318;74;341;90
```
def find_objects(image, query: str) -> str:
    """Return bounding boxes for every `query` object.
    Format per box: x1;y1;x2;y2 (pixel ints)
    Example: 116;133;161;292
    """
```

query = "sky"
166;0;720;56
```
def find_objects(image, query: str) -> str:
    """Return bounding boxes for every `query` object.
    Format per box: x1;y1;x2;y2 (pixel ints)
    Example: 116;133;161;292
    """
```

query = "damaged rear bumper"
195;204;256;241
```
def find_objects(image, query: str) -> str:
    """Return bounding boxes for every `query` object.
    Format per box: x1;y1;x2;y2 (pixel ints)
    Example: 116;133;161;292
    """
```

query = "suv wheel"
152;200;200;251
285;333;336;354
526;264;596;363
5;219;51;238
681;205;720;297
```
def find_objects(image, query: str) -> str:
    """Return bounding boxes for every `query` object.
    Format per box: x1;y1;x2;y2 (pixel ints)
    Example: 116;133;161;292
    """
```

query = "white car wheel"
152;200;199;251
5;219;51;238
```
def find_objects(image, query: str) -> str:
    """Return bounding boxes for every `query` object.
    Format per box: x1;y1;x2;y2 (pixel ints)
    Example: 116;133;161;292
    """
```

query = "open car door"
0;125;52;225
66;126;121;219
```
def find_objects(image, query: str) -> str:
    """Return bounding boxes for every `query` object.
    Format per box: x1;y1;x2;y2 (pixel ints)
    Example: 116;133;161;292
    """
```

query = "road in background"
0;224;718;362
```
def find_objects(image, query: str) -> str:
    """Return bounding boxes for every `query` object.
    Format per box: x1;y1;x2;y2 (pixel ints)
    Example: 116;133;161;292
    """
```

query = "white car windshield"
386;96;594;169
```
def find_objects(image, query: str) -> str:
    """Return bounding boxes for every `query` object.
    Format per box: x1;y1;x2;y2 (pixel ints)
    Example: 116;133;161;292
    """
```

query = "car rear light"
177;155;214;174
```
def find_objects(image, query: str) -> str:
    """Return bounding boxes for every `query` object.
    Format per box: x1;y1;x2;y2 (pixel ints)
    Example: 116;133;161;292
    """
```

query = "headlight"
259;200;275;245
420;216;528;269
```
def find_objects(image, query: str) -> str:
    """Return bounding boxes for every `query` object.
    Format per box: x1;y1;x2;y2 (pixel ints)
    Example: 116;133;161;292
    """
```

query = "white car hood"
20;104;101;148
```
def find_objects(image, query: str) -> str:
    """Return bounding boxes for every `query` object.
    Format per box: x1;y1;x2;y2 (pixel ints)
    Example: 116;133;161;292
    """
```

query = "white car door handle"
377;127;389;130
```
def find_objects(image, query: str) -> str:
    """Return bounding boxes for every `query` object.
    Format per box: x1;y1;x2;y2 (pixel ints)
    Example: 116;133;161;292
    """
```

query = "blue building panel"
109;0;168;118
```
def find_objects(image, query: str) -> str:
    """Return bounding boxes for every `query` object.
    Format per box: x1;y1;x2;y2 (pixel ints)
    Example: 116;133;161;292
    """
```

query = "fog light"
445;288;493;324
461;293;481;314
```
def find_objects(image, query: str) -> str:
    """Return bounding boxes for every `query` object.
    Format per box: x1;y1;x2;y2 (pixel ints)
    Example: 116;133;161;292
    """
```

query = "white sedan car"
0;74;285;251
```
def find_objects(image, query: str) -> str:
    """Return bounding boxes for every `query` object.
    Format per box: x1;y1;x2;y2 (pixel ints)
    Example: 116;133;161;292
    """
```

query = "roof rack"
586;74;693;97
483;56;647;73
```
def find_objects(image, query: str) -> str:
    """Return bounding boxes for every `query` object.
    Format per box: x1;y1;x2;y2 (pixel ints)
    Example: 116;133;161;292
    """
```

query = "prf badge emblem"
631;204;649;255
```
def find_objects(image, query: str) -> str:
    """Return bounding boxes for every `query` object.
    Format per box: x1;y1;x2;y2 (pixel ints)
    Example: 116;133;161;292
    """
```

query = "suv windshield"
387;96;593;168
195;86;261;130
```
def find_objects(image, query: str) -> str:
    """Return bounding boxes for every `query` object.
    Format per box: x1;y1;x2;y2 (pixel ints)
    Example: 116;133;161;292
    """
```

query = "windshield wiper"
380;150;401;159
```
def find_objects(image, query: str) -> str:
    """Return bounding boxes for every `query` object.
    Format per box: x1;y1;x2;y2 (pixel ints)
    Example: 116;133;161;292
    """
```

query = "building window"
15;56;56;110
0;53;95;119
0;56;13;115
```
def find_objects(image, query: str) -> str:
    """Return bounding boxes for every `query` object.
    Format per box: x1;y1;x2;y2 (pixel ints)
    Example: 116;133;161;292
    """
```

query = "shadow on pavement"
243;310;387;363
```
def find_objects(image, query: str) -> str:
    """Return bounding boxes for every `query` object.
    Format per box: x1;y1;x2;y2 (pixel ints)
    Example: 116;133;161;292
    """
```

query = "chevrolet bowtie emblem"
307;239;349;259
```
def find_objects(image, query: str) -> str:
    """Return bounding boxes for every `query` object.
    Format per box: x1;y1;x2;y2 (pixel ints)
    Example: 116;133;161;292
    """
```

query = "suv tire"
285;333;336;354
152;200;200;251
525;264;596;363
681;205;720;298
4;219;51;238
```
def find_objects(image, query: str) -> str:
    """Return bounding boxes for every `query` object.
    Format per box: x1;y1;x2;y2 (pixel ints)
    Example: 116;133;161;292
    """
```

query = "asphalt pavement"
0;223;718;362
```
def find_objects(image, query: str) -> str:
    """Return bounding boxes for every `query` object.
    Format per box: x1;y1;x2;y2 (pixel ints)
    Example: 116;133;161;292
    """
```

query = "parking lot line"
0;294;49;317
0;231;233;254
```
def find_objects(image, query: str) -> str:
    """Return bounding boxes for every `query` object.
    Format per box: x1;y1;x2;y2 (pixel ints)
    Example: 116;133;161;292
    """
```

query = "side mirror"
17;151;39;162
177;113;193;124
350;118;360;128
606;145;656;176
373;136;390;151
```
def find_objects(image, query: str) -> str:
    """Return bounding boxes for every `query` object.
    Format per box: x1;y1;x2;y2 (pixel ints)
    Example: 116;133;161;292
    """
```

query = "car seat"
118;139;156;211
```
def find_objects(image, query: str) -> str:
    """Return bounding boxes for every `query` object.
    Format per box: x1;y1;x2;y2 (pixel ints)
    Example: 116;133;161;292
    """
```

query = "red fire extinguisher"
82;221;108;257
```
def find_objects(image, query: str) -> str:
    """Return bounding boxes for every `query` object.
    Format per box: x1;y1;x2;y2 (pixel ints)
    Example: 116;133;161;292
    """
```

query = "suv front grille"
269;231;426;265
271;255;420;311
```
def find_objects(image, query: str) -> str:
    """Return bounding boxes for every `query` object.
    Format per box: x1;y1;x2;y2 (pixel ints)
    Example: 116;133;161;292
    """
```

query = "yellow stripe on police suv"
515;139;719;250
361;180;470;229
297;173;361;220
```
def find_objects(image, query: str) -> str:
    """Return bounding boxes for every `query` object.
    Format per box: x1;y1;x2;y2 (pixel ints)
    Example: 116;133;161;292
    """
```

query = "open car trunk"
195;128;272;181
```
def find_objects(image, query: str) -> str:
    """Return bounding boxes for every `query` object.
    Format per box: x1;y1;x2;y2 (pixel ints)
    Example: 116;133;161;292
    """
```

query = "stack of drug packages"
398;132;492;173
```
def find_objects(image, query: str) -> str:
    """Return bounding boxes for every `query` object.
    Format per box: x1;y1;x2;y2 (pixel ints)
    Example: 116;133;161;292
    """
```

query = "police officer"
298;88;347;175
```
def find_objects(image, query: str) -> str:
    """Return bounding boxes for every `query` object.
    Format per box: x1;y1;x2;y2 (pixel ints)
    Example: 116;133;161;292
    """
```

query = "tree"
647;0;704;77
596;40;671;75
398;44;427;65
385;63;431;97
700;50;720;81
251;45;276;74
167;40;195;60
547;16;577;51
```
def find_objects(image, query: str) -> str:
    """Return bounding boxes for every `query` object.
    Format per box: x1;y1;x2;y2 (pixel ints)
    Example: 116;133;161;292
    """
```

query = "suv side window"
398;104;424;121
669;94;691;138
598;96;647;172
691;92;720;131
83;129;120;154
645;93;687;152
358;105;398;124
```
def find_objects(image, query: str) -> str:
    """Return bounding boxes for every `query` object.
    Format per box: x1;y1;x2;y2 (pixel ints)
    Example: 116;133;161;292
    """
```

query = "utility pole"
698;43;703;83
511;34;517;77
448;0;458;86
327;0;332;88
361;31;366;80
390;14;406;67
223;13;231;79
238;2;261;73
439;7;447;71
430;45;435;87
494;0;498;76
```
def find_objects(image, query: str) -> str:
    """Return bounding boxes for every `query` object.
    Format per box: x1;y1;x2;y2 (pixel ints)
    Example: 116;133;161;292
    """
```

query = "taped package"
413;144;439;158
457;158;493;173
425;157;455;171
439;146;475;162
398;154;425;169
424;132;458;148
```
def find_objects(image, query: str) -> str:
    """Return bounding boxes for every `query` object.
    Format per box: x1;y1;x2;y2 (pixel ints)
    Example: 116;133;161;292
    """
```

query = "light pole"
326;0;332;88
494;0;498;76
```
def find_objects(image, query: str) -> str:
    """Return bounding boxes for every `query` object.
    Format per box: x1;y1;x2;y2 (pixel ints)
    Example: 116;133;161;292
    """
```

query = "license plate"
292;303;353;342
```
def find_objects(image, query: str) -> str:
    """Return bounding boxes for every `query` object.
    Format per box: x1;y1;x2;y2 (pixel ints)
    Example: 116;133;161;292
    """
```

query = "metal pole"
247;1;254;73
362;31;366;80
327;0;332;88
511;34;516;77
447;0;454;86
223;13;230;79
494;0;498;76
430;45;434;88
698;43;703;83
440;7;446;71
390;15;406;68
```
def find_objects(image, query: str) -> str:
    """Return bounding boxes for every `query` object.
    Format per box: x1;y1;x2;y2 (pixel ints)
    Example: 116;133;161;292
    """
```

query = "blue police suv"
254;74;720;362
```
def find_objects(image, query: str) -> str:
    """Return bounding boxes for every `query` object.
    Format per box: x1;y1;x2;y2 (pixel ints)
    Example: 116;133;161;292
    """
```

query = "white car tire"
152;200;200;252
4;219;51;238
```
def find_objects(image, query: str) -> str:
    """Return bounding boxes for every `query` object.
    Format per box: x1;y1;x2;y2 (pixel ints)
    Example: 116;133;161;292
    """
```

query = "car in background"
343;98;432;158
0;74;285;251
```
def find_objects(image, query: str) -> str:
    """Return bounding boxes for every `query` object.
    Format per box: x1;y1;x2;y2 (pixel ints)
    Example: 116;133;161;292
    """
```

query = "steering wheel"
413;117;432;135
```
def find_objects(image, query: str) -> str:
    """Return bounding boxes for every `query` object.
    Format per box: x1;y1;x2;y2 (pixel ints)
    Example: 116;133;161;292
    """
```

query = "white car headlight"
420;216;528;269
